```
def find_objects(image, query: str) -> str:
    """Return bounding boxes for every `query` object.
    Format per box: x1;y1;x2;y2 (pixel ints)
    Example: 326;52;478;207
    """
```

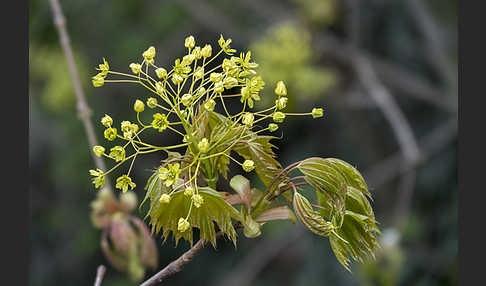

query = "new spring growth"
89;34;326;237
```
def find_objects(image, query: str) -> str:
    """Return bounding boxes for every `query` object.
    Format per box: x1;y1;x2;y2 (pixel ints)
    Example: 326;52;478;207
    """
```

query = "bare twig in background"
48;0;112;191
93;265;107;286
217;228;305;286
364;118;457;189
140;232;224;286
353;54;422;165
393;170;417;230
407;0;456;91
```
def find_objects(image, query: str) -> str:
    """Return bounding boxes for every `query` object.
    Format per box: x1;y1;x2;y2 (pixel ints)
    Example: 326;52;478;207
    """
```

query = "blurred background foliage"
29;0;457;285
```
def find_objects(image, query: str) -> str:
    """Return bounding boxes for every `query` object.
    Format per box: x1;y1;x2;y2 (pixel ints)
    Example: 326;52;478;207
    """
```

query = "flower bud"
274;81;287;96
182;54;195;65
275;97;288;110
119;192;137;212
159;194;171;204
192;46;202;60
147;97;158;108
214;81;224;94
201;44;212;58
181;93;193;107
143;46;156;60
268;123;279;132
155;81;165;94
101;114;113;127
311;108;324;118
242;160;255;172
272;112;286;123
192;194;204;208
171;74;184;85
242;113;254;127
185;36;195;49
178;217;190;232
93;145;105;157
198;138;210;153
134;99;145;113
121;121;132;133
104;128;118;141
204;99;216;112
155;67;167;79
196;86;206;97
184;187;194;196
210;72;222;83
109;146;126;162
129;63;142;74
194;67;204;80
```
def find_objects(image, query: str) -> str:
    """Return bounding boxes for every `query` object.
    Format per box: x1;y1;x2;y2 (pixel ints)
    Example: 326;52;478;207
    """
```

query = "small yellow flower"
147;97;158;108
194;67;204;80
178;217;190;232
273;112;286;123
192;194;204;208
98;58;109;76
311;108;324;118
101;114;113;127
181;93;193;107
155;67;167;79
159;194;171;204
134;99;145;113
268;123;279;132
214;81;224;94
201;44;212;58
184;187;194;196
152;113;169;132
223;77;238;89
129;63;142;74
143;46;156;61
92;74;105;87
171;74;184;85
115;174;136;193
192;46;202;59
104;127;117;141
93;145;105;157
204;99;216;112
185;35;195;49
242;160;255;172
109;146;126;162
210;72;222;83
242;113;254;127
275;97;288;110
274;81;287;96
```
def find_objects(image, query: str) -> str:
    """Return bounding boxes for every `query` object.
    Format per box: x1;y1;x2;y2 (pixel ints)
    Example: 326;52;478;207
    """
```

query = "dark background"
29;0;457;285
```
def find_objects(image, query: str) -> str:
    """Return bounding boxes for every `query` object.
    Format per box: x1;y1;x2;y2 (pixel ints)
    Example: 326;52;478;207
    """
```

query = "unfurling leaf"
255;206;296;223
229;175;253;211
292;192;334;236
145;183;242;247
242;214;262;238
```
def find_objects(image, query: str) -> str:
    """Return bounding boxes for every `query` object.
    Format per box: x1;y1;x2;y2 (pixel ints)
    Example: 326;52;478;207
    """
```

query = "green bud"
242;160;255;172
198;138;210;153
204;99;216;111
275;97;288;110
214;81;224;94
311;108;324;118
143;46;156;60
129;63;142;74
147;97;158;108
134;99;145;113
104;127;117;141
101;114;113;127
274;81;287;96
242;112;254;127
181;93;193;107
273;112;286;123
155;67;167;79
201;44;212;58
93;145;105;157
268;123;279;132
185;35;195;49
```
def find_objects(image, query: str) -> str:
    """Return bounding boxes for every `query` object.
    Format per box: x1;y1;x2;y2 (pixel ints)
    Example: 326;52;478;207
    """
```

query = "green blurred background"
29;0;457;285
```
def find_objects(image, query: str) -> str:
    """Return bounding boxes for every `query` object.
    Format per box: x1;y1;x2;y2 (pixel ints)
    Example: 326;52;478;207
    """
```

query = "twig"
352;53;422;166
139;232;223;286
93;265;107;286
393;169;416;230
48;0;112;190
364;118;457;189
216;228;305;286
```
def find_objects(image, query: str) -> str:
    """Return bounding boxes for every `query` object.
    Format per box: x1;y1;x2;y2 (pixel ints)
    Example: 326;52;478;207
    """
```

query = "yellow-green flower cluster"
89;34;325;233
